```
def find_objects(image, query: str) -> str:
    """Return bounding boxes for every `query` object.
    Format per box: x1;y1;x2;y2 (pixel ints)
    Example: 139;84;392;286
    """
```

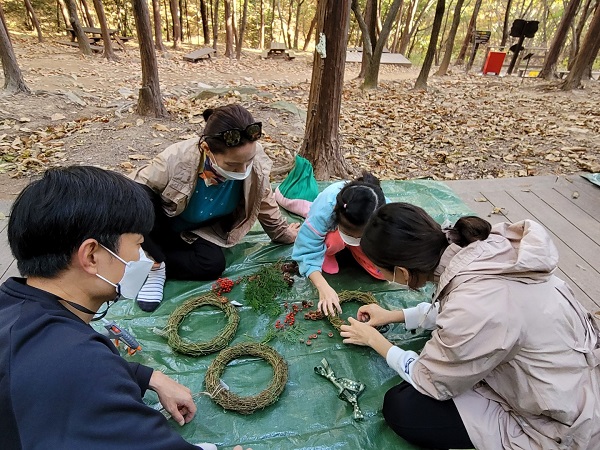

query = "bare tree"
212;0;220;51
454;0;482;65
150;0;165;51
199;0;210;45
235;0;249;59
435;0;464;75
224;0;234;57
569;0;597;68
562;2;600;90
92;0;118;60
414;0;445;90
302;14;316;51
0;10;30;94
23;0;43;42
500;0;513;46
169;0;181;48
538;0;582;79
300;0;352;179
293;0;305;49
65;0;93;55
80;0;95;27
352;0;404;89
356;0;377;79
132;0;167;116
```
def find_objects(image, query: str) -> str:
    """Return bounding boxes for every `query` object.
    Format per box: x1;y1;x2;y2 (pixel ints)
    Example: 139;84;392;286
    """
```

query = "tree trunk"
224;0;234;57
235;0;249;59
569;0;596;69
23;0;43;42
212;0;219;51
80;0;95;27
435;0;464;75
180;0;187;41
92;0;118;60
414;0;445;90
390;3;404;52
398;0;417;55
276;0;288;47
131;0;167;116
199;0;209;45
259;0;265;49
300;0;352;179
0;9;31;94
538;0;582;79
293;0;304;49
269;0;275;43
454;0;481;65
169;0;181;48
58;0;70;30
65;0;93;55
303;14;316;51
358;0;377;79
231;0;238;48
500;0;513;47
562;2;600;89
0;1;10;44
151;0;165;50
353;0;404;88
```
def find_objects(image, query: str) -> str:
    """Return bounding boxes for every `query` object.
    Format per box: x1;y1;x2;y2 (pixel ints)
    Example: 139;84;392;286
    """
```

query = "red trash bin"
482;51;506;75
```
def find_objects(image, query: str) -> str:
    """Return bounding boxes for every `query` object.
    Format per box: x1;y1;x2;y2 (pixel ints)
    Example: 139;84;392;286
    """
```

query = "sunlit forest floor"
1;33;599;200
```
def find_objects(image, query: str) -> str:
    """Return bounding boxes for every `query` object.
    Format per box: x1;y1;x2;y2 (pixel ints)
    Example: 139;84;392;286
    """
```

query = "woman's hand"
149;371;197;426
340;317;394;358
357;304;402;327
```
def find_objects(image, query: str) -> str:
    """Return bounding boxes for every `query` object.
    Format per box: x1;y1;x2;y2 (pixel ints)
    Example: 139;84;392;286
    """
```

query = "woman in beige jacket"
131;104;299;311
341;203;600;449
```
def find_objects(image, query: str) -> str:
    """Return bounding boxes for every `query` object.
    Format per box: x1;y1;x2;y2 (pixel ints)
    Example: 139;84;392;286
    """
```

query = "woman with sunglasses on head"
340;203;600;450
131;104;300;311
292;172;387;317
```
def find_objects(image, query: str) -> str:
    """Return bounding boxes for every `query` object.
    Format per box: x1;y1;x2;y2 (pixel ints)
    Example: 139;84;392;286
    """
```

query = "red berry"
317;330;322;334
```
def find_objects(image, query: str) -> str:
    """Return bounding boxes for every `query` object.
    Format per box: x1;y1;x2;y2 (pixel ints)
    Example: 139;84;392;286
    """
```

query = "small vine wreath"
162;292;240;356
328;290;378;331
204;342;288;414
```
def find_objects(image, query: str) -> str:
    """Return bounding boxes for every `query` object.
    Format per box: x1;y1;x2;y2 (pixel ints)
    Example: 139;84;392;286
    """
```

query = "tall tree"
23;0;43;42
302;14;316;51
538;0;582;79
199;0;209;45
65;0;93;55
352;0;404;88
151;0;165;50
0;9;30;94
212;0;220;51
224;0;234;57
169;0;181;47
414;0;445;90
435;0;465;75
569;0;597;69
500;0;513;46
454;0;481;65
80;0;95;27
92;0;118;60
356;0;377;79
235;0;249;59
259;0;265;49
293;0;305;49
300;0;352;179
562;2;600;89
132;0;167;116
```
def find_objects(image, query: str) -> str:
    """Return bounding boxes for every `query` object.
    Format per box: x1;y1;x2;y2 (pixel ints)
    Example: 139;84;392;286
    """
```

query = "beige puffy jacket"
412;220;600;449
130;137;295;247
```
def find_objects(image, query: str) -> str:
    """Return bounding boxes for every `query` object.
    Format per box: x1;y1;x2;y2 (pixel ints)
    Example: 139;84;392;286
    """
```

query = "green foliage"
243;263;289;317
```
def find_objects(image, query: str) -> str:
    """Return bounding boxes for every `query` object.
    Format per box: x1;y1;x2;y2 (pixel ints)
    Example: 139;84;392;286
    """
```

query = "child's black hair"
334;171;385;229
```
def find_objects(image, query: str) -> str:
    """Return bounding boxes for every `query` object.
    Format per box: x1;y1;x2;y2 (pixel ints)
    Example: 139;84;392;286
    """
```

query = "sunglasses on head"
204;122;262;147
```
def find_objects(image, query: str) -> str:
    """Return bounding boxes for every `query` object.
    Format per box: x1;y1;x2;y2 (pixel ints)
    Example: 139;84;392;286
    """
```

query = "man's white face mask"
96;246;153;299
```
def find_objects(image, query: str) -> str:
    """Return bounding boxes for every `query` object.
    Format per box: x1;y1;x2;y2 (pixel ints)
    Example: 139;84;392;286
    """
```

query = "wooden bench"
261;42;295;60
57;40;104;53
345;51;412;67
183;47;216;62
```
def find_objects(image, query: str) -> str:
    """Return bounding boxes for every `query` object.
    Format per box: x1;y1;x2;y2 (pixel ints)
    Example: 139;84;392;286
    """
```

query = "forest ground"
1;33;599;201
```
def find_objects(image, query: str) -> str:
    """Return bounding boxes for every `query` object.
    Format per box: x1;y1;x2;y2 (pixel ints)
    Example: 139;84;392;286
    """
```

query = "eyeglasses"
203;122;262;147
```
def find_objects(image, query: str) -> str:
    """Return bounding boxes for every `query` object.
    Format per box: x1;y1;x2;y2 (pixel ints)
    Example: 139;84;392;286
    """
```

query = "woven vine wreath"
204;342;288;414
162;293;240;356
328;290;378;331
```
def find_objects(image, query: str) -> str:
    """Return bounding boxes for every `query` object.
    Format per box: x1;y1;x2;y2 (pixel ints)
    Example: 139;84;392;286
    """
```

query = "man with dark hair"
0;166;219;449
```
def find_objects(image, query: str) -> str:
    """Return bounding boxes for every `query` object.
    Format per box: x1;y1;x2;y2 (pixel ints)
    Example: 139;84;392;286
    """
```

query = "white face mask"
338;229;361;247
212;159;253;181
96;246;154;299
388;267;408;288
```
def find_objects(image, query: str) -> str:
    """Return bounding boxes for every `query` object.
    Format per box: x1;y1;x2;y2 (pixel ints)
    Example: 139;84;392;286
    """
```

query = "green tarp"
94;180;473;450
583;173;600;188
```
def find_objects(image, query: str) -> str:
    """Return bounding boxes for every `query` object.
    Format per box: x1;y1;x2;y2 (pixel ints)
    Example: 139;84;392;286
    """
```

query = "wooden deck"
1;174;598;319
445;174;600;319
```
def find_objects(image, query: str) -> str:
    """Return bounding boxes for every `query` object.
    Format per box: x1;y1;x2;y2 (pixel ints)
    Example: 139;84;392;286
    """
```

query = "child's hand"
317;283;342;317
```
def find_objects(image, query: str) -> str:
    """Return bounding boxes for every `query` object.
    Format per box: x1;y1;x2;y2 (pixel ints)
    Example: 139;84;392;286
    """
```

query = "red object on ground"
482;51;506;75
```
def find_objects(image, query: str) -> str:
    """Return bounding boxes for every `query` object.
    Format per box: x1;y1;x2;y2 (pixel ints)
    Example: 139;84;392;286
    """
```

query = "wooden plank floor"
1;175;599;321
445;174;600;321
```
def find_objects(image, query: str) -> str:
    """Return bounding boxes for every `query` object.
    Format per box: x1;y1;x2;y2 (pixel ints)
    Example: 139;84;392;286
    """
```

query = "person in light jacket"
341;203;600;450
131;104;299;311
